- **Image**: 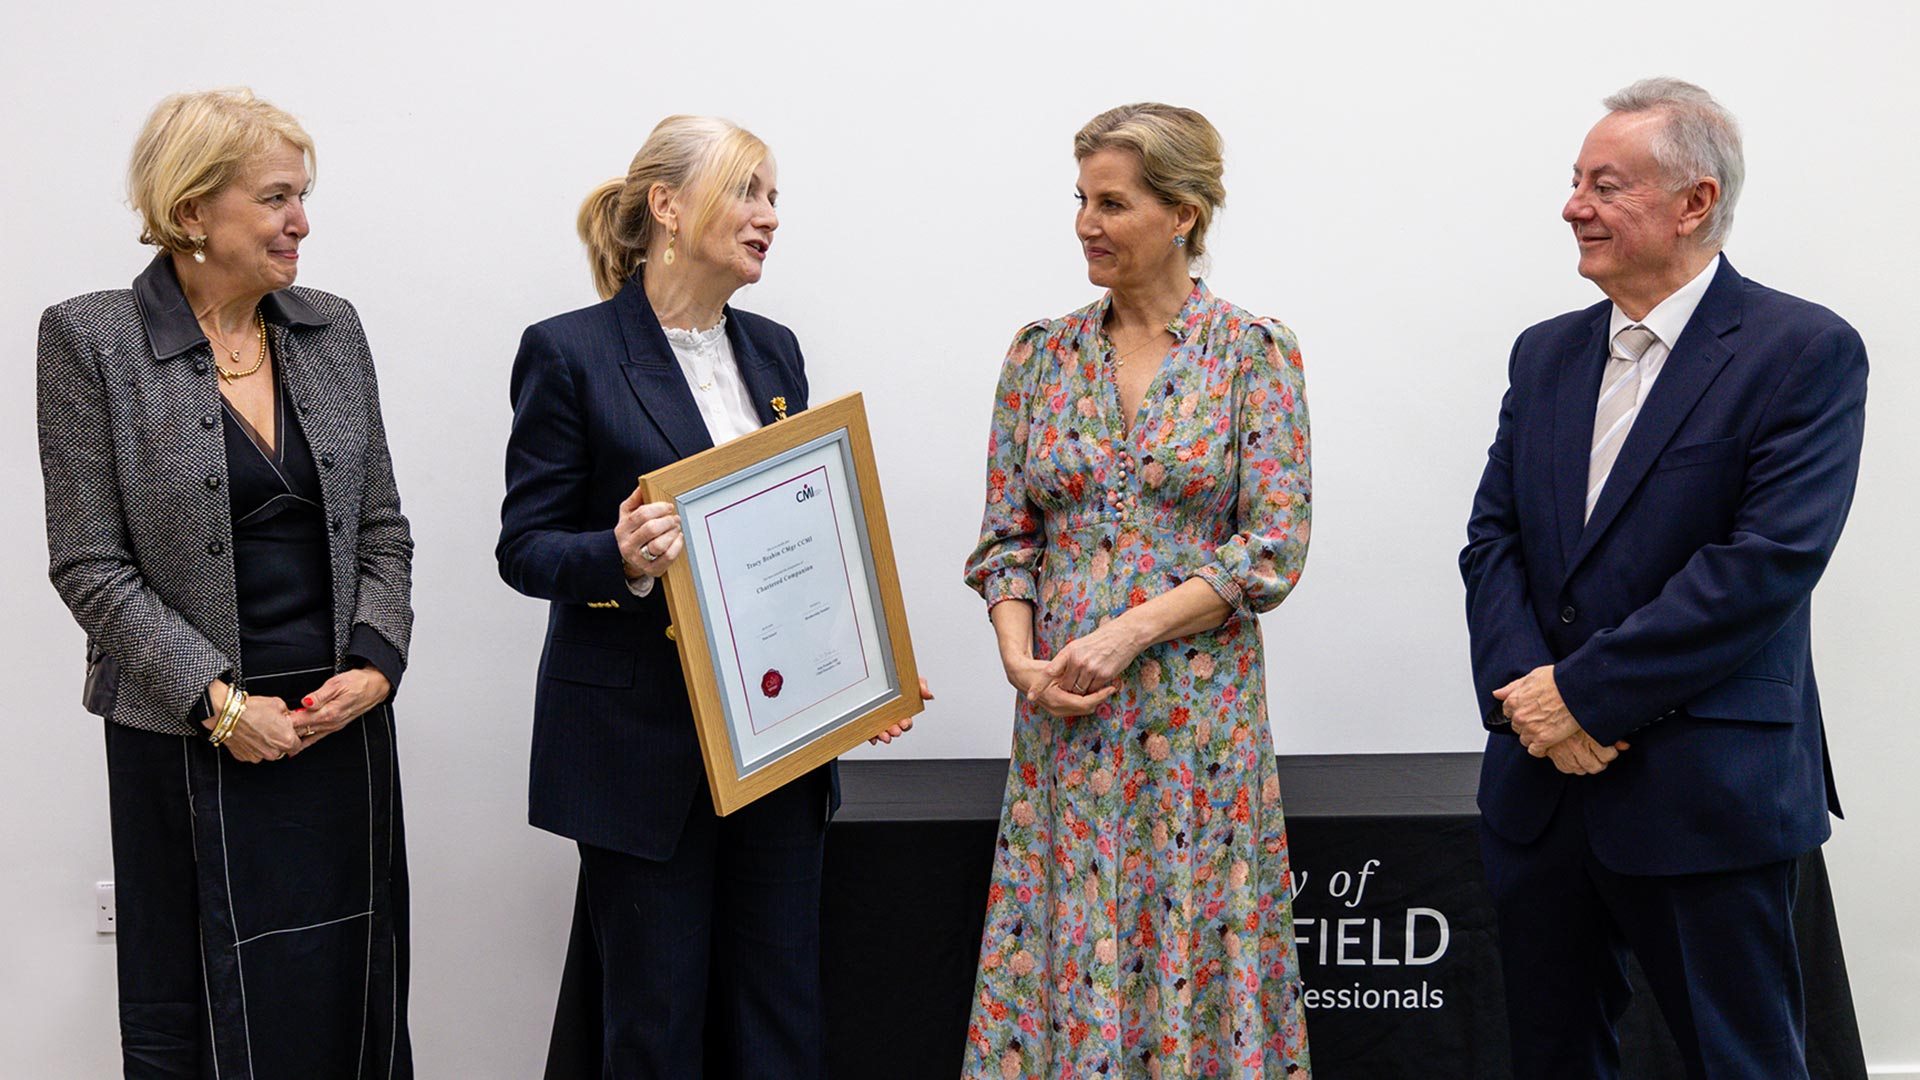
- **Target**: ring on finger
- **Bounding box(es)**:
[641,544,658,561]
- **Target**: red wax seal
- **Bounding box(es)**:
[761,669,784,698]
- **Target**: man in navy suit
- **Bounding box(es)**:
[1461,78,1867,1079]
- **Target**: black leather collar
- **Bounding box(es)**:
[132,252,331,361]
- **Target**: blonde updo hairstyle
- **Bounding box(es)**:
[578,116,771,300]
[128,88,315,253]
[1073,103,1225,260]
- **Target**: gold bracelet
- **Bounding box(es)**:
[215,690,246,744]
[209,690,236,745]
[221,689,248,742]
[210,687,247,746]
[206,687,231,742]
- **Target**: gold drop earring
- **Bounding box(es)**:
[190,235,208,264]
[662,225,677,267]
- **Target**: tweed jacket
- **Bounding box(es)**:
[38,255,414,736]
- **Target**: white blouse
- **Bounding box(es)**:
[664,318,762,446]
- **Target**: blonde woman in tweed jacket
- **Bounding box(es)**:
[36,89,414,1079]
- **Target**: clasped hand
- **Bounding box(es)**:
[1492,665,1630,776]
[296,668,392,750]
[206,666,391,763]
[1006,620,1143,718]
[205,685,298,763]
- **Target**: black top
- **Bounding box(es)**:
[223,371,334,677]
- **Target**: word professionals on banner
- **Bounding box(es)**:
[1290,858,1451,1011]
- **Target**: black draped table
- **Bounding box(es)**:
[546,754,1866,1079]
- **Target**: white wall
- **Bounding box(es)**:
[3,0,1914,1074]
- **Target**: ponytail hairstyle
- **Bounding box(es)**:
[578,115,771,300]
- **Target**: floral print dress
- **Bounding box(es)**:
[962,281,1312,1079]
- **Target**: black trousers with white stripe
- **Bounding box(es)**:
[105,668,411,1080]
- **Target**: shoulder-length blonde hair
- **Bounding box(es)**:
[578,116,770,300]
[128,88,315,253]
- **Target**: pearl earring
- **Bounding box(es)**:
[190,235,208,264]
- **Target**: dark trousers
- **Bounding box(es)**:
[577,766,831,1080]
[107,722,213,1079]
[104,688,412,1080]
[1481,784,1807,1080]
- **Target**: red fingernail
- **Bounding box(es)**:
[302,697,314,707]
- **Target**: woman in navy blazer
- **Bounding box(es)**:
[498,116,912,1079]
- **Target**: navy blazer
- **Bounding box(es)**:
[498,274,813,860]
[1461,258,1867,875]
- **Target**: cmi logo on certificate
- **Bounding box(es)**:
[685,437,892,774]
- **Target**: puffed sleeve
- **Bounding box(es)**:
[962,323,1050,609]
[1192,320,1311,620]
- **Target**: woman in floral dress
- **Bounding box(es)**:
[962,103,1313,1079]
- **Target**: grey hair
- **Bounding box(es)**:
[1602,77,1744,249]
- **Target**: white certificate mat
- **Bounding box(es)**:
[676,430,897,775]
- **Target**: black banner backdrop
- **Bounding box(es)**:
[1284,815,1508,1078]
[544,756,1866,1080]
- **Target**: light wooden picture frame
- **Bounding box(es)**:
[640,393,922,815]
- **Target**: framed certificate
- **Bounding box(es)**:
[640,393,922,815]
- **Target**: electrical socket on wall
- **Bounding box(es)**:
[96,881,115,934]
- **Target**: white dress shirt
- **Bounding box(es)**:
[1603,254,1721,413]
[1586,254,1722,518]
[628,317,764,598]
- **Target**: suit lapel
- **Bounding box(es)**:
[724,306,794,424]
[612,276,714,459]
[1552,308,1612,567]
[1566,258,1743,577]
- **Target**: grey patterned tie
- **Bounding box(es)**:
[1586,324,1660,520]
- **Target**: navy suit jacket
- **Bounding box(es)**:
[1461,257,1867,876]
[498,274,817,860]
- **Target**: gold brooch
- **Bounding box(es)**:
[770,396,788,421]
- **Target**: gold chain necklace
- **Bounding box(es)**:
[210,309,269,382]
[1107,318,1184,371]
